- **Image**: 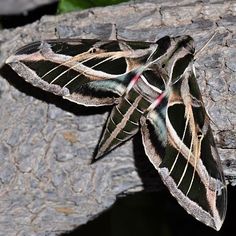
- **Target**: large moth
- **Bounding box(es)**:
[6,34,227,230]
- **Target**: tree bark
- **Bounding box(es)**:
[0,0,235,235]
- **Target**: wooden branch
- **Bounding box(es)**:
[0,0,235,235]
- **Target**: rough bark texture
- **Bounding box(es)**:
[0,0,235,235]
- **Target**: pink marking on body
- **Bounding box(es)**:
[148,92,166,111]
[127,73,141,92]
[155,92,166,106]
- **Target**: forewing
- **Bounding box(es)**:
[6,39,155,106]
[141,67,227,230]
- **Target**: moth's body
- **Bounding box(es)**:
[97,35,192,158]
[6,34,227,231]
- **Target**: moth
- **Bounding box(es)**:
[6,34,227,230]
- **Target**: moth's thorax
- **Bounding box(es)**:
[134,74,162,102]
[151,35,195,85]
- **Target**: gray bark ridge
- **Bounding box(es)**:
[0,0,235,235]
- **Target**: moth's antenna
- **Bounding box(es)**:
[195,31,217,59]
[109,24,118,40]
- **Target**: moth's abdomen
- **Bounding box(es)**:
[94,82,154,159]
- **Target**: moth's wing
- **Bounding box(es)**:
[141,69,227,230]
[140,98,168,167]
[6,39,154,106]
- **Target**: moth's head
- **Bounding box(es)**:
[173,35,195,54]
[155,35,194,56]
[154,35,195,85]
